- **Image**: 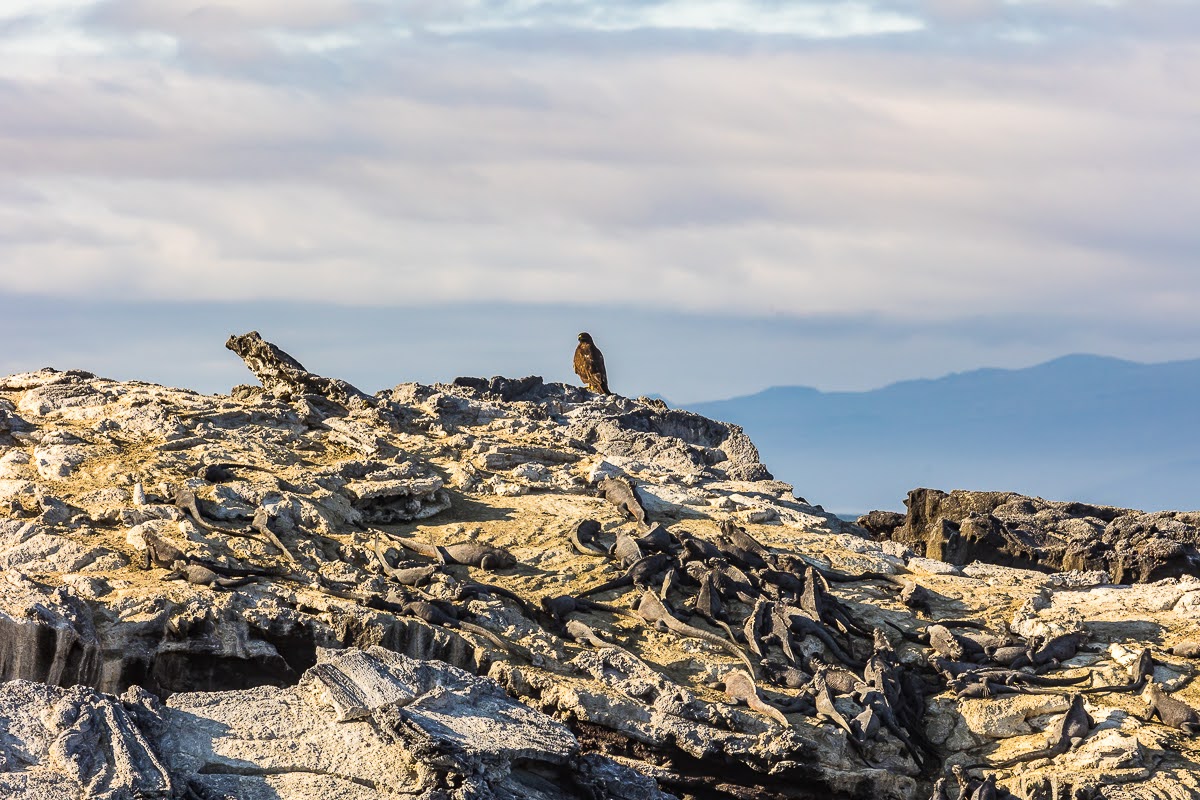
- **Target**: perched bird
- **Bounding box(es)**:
[573,332,610,394]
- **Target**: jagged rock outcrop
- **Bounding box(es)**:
[1,338,1199,800]
[864,488,1200,583]
[0,647,664,800]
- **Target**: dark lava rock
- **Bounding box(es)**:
[872,487,1200,584]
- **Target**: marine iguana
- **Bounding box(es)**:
[578,553,671,599]
[1028,630,1091,669]
[372,536,438,586]
[759,659,811,690]
[657,565,684,601]
[565,619,621,649]
[384,533,516,570]
[765,602,802,666]
[569,519,607,557]
[634,523,674,554]
[692,571,724,624]
[163,561,255,589]
[990,693,1093,767]
[929,658,1091,688]
[800,566,871,638]
[951,766,980,800]
[711,519,768,570]
[250,506,298,563]
[172,486,273,548]
[781,604,862,668]
[597,476,647,527]
[806,656,862,696]
[196,462,278,483]
[540,594,640,625]
[856,686,926,765]
[1080,647,1154,695]
[900,580,933,613]
[610,532,643,566]
[137,529,281,580]
[674,530,723,563]
[968,775,998,800]
[851,703,880,744]
[705,562,759,604]
[721,668,789,727]
[1141,679,1200,733]
[809,670,859,745]
[635,590,757,676]
[927,624,966,661]
[757,568,806,600]
[861,630,932,767]
[949,678,1068,699]
[985,644,1033,667]
[717,519,774,564]
[445,576,536,620]
[1171,641,1200,658]
[395,599,525,658]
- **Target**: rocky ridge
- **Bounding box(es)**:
[0,333,1197,799]
[861,488,1200,584]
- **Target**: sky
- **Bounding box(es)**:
[1,1,1199,403]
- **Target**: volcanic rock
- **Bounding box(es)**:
[0,337,1197,799]
[870,488,1200,583]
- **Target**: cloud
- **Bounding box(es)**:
[0,0,1196,345]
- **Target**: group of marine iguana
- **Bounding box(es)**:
[134,461,1200,799]
[549,475,1200,799]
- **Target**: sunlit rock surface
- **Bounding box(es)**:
[0,337,1197,799]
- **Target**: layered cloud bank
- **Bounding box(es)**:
[1,0,1197,327]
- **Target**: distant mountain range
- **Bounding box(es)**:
[687,354,1200,515]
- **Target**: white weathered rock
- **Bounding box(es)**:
[0,346,1194,800]
[32,444,87,481]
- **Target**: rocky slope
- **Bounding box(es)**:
[0,333,1198,800]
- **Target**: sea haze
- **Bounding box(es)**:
[689,355,1200,516]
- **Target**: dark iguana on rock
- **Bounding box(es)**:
[1027,630,1091,669]
[569,519,607,557]
[1141,679,1200,733]
[635,590,756,676]
[1080,647,1154,695]
[578,553,671,599]
[634,523,674,554]
[540,594,640,626]
[138,530,281,586]
[808,670,860,747]
[800,565,870,638]
[384,533,516,571]
[991,693,1093,767]
[610,532,643,566]
[565,619,618,649]
[173,487,295,563]
[372,536,437,586]
[597,476,647,527]
[163,561,254,590]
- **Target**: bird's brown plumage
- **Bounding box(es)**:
[573,332,610,394]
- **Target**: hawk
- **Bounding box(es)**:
[573,332,610,394]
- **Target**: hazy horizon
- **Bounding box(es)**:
[6,293,1200,406]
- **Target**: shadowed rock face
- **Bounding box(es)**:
[864,488,1200,583]
[5,338,1200,800]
